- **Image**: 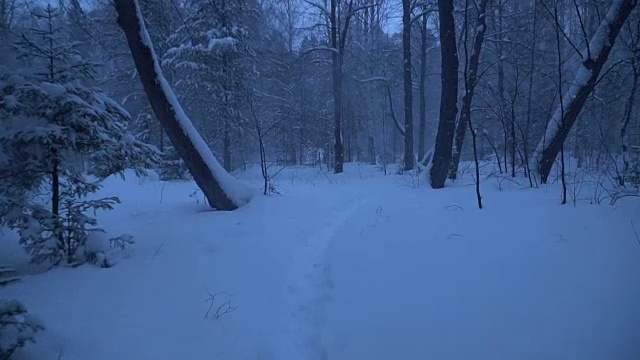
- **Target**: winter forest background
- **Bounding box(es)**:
[1,0,639,359]
[3,0,639,186]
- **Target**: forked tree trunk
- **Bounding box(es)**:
[429,0,459,188]
[114,0,250,210]
[533,0,637,183]
[402,0,414,171]
[449,0,489,179]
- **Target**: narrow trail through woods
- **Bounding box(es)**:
[274,196,365,360]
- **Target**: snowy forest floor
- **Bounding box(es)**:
[1,163,640,360]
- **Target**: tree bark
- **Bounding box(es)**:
[114,0,248,210]
[449,0,489,179]
[402,0,414,170]
[534,0,637,183]
[429,0,459,188]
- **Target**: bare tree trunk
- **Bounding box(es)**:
[553,1,568,205]
[620,62,638,185]
[469,104,483,209]
[496,3,508,174]
[402,0,414,170]
[368,135,376,165]
[418,9,428,162]
[509,68,520,178]
[331,0,344,173]
[429,0,459,188]
[534,0,637,183]
[114,0,249,210]
[523,0,538,185]
[485,132,503,173]
[449,0,489,180]
[223,121,231,172]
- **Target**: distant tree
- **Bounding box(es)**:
[304,0,377,173]
[402,0,414,170]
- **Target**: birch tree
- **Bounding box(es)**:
[532,0,638,183]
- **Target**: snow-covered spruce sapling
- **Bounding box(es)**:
[0,5,159,266]
[0,299,44,360]
[159,146,190,180]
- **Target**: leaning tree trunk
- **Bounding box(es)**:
[402,0,414,171]
[449,0,489,180]
[114,0,250,210]
[533,0,637,183]
[429,0,459,188]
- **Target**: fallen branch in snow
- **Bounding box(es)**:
[204,291,237,320]
[631,221,640,247]
[554,234,568,244]
[443,204,464,211]
[213,300,237,320]
[151,241,165,260]
[159,182,166,204]
[360,205,387,236]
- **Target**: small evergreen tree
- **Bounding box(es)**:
[0,5,159,266]
[0,299,44,359]
[158,146,190,180]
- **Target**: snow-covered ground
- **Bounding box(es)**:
[1,163,639,360]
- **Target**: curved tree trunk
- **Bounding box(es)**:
[114,0,251,210]
[429,0,459,188]
[533,0,637,183]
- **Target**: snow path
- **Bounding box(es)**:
[274,196,364,360]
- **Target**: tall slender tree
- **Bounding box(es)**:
[449,0,490,179]
[402,0,413,170]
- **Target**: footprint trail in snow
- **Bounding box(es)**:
[273,198,364,360]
